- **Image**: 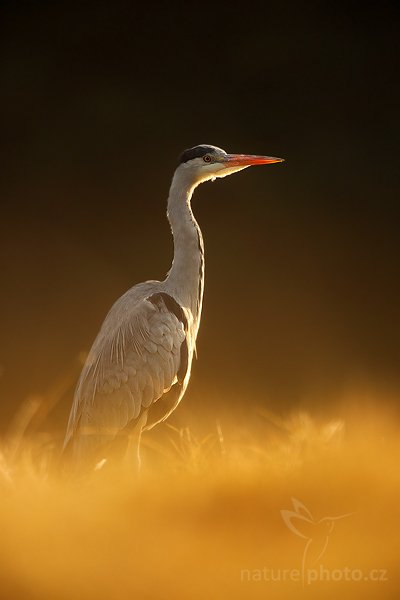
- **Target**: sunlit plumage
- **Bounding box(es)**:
[63,144,283,469]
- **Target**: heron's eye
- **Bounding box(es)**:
[203,155,212,163]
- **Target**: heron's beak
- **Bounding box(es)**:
[224,154,284,166]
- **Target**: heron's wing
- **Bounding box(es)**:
[64,291,188,452]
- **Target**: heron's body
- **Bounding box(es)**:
[64,144,283,469]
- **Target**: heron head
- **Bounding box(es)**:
[178,144,284,185]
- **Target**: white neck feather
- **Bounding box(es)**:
[164,168,205,328]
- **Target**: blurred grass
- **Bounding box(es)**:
[0,386,399,599]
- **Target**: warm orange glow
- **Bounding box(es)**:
[0,390,399,599]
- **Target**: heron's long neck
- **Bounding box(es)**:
[165,170,204,325]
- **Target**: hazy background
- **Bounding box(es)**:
[0,1,399,430]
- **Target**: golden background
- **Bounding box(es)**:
[0,2,399,598]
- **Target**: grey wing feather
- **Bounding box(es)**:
[64,285,187,452]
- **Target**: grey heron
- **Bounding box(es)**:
[63,144,284,470]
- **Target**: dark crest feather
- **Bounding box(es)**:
[179,145,215,164]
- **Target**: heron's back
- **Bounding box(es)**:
[64,281,193,466]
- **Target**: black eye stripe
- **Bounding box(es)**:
[179,146,216,164]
